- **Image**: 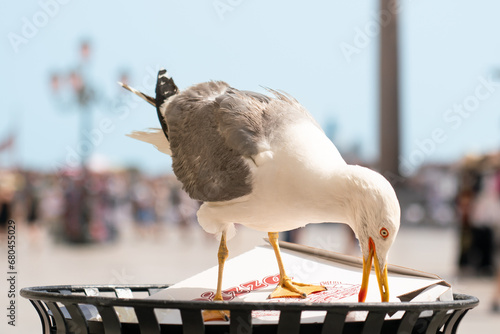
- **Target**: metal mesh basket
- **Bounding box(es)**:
[21,284,478,334]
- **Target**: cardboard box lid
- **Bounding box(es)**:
[148,241,452,324]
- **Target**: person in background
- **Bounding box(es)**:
[470,160,498,277]
[131,176,157,238]
[456,155,482,274]
[24,171,42,244]
[489,156,500,312]
[0,172,16,236]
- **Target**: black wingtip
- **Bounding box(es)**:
[154,69,178,141]
[156,69,178,106]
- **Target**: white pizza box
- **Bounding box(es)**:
[147,241,452,325]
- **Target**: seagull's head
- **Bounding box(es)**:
[344,166,400,303]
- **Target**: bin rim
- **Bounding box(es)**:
[20,284,479,313]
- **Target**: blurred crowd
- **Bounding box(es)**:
[3,152,500,310]
[0,168,201,244]
[394,155,500,272]
[453,153,500,311]
[455,153,500,276]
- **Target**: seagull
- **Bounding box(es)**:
[120,69,400,321]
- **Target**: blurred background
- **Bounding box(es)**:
[1,0,500,332]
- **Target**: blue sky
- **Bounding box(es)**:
[1,0,500,175]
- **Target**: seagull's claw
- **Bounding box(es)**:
[268,276,325,299]
[202,309,230,322]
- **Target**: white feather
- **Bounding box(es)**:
[127,128,171,156]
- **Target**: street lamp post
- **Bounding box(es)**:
[50,41,99,243]
[379,0,401,180]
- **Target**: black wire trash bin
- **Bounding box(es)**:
[21,284,478,334]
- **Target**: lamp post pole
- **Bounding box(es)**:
[50,41,96,243]
[379,0,401,179]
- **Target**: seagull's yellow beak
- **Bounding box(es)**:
[358,237,389,302]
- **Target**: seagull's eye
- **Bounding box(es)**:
[380,227,389,238]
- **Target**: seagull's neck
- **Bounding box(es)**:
[271,122,366,229]
[310,164,398,238]
[298,165,363,228]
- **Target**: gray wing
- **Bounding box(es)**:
[214,87,322,156]
[165,82,271,202]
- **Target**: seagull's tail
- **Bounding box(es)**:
[118,82,156,106]
[126,128,172,156]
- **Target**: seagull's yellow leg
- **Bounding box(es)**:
[268,232,326,299]
[202,231,230,322]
